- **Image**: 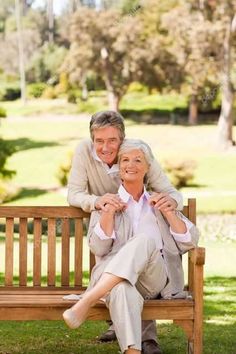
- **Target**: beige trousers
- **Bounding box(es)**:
[104,233,168,353]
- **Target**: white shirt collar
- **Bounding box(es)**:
[118,184,150,203]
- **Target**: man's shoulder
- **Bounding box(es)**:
[75,138,93,154]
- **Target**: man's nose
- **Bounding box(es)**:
[102,141,109,151]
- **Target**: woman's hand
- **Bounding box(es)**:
[149,192,177,213]
[95,193,126,211]
[103,201,127,214]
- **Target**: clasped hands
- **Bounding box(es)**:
[95,192,177,215]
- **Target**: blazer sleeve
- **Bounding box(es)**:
[67,142,98,212]
[172,211,199,254]
[87,211,114,257]
[147,159,183,210]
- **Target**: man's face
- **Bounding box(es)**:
[93,126,122,166]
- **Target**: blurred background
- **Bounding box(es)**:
[0,1,235,353]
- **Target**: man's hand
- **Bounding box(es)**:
[95,193,126,212]
[149,192,177,213]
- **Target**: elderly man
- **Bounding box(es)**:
[67,110,183,354]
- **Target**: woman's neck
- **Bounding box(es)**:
[123,182,144,202]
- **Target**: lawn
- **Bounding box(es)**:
[1,106,236,213]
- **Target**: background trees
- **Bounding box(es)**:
[0,0,235,146]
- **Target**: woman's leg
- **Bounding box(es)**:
[63,273,123,329]
[107,282,143,353]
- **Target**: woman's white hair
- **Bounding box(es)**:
[118,139,154,165]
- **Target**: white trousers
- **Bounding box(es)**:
[104,233,168,353]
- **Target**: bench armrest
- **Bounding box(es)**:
[189,247,205,266]
[188,247,205,297]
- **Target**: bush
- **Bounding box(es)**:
[67,89,81,104]
[0,181,20,204]
[127,82,148,93]
[27,82,47,98]
[0,86,21,101]
[163,159,197,188]
[42,86,57,99]
[54,72,69,96]
[0,107,7,117]
[56,151,73,187]
[0,139,16,179]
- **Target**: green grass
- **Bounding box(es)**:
[1,110,235,213]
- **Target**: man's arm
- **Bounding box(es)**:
[147,158,183,210]
[67,142,98,212]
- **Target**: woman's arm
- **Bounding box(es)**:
[99,204,117,236]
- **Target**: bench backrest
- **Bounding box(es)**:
[0,200,196,290]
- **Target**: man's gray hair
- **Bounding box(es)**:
[118,139,154,165]
[89,111,125,141]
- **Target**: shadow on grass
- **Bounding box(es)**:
[10,187,49,202]
[6,137,59,152]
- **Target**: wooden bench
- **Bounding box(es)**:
[0,199,205,354]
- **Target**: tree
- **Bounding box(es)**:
[210,1,236,147]
[162,1,221,125]
[63,8,145,110]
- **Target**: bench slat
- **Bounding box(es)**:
[33,218,42,286]
[0,206,89,218]
[61,219,70,286]
[74,218,83,287]
[19,218,27,286]
[47,218,56,286]
[5,218,14,286]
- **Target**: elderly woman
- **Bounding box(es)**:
[63,139,199,354]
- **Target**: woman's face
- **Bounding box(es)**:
[119,149,149,184]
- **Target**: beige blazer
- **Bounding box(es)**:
[87,209,199,298]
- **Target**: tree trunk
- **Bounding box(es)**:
[47,0,54,43]
[100,47,121,111]
[217,19,234,148]
[15,0,26,104]
[108,91,120,111]
[188,94,198,125]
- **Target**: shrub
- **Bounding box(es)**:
[67,89,81,104]
[27,83,47,98]
[42,86,57,99]
[56,151,73,187]
[0,107,7,117]
[54,72,69,96]
[0,139,16,179]
[0,181,20,204]
[163,159,197,188]
[0,86,21,101]
[127,82,148,93]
